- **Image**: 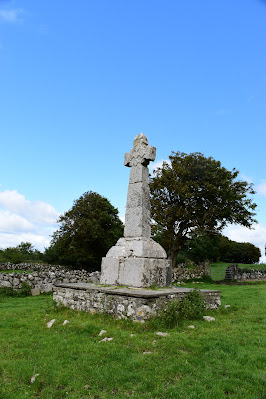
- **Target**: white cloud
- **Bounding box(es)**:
[256,182,266,197]
[0,190,59,224]
[223,224,266,263]
[240,174,254,184]
[0,232,51,251]
[148,159,170,176]
[0,8,25,23]
[0,189,59,251]
[0,211,33,233]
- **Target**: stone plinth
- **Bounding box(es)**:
[53,283,221,321]
[101,237,171,288]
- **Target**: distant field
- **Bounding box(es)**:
[210,262,266,281]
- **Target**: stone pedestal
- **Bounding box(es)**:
[100,237,172,288]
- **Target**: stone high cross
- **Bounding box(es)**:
[100,133,171,288]
[124,133,156,238]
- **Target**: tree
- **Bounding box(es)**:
[182,233,261,264]
[221,241,261,264]
[150,152,257,266]
[0,242,43,264]
[44,191,124,270]
[185,232,222,263]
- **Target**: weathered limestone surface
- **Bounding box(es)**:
[100,133,171,288]
[53,283,221,321]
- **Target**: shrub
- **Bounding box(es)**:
[20,282,32,296]
[0,282,32,297]
[160,289,206,328]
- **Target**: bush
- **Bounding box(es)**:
[160,289,206,328]
[0,282,32,297]
[20,282,32,296]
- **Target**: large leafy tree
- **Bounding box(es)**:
[150,152,257,266]
[45,191,124,270]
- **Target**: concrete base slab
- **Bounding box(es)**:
[53,283,221,321]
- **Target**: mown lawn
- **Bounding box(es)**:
[0,283,265,399]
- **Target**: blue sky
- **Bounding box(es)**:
[0,0,266,261]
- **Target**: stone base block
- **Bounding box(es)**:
[100,257,172,288]
[53,283,221,321]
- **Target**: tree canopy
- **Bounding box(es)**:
[0,242,43,264]
[150,152,257,266]
[44,191,124,270]
[178,233,261,264]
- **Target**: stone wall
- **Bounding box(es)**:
[225,264,266,281]
[53,283,221,321]
[172,262,210,281]
[0,263,100,292]
[0,261,212,293]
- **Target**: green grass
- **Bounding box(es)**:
[210,262,266,281]
[0,283,266,399]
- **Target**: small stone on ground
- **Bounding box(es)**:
[63,320,69,326]
[143,351,152,355]
[98,329,107,336]
[224,305,231,308]
[203,316,215,322]
[46,319,56,328]
[99,337,113,342]
[31,288,40,296]
[187,325,195,329]
[156,332,169,337]
[30,374,39,383]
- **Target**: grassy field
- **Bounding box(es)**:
[0,283,266,399]
[210,262,266,281]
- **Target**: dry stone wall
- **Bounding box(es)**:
[0,262,212,293]
[225,264,266,281]
[0,263,100,293]
[172,262,210,281]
